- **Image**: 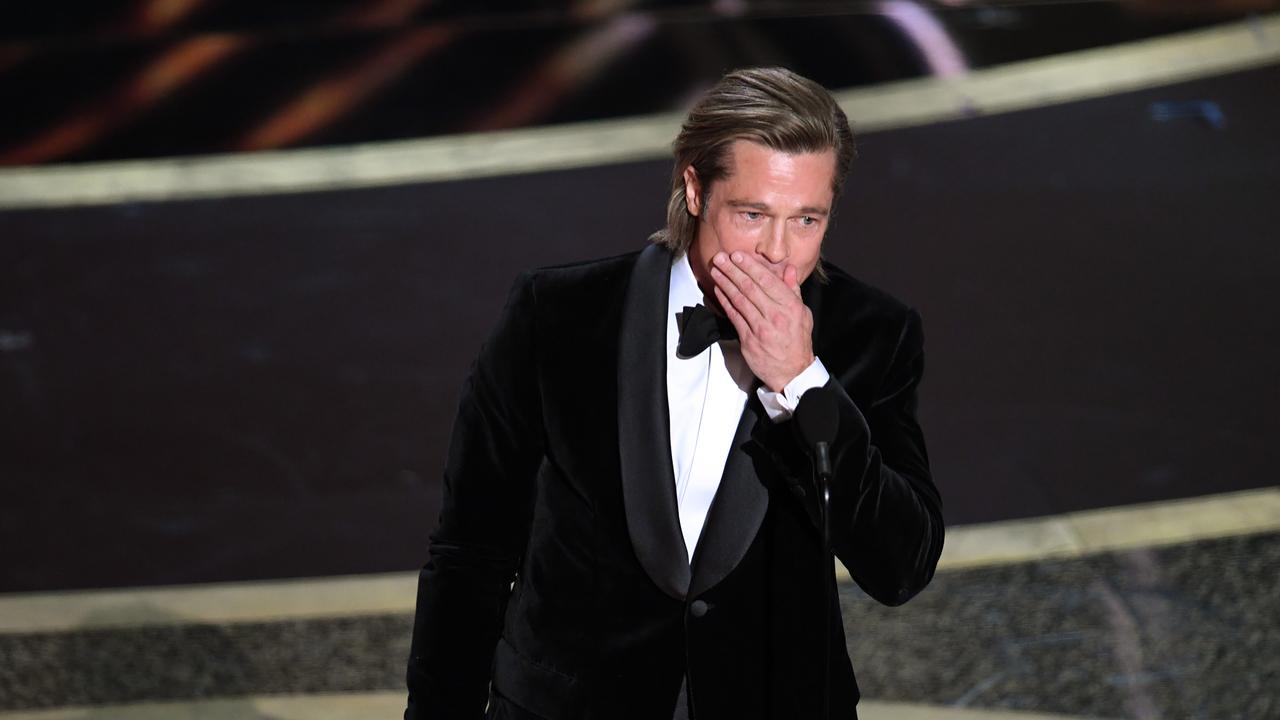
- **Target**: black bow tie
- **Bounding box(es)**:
[676,304,738,358]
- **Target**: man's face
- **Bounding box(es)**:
[684,139,837,298]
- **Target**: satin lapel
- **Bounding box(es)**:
[618,243,690,600]
[688,392,770,598]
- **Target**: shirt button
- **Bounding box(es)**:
[690,599,709,618]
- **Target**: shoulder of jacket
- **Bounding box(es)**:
[522,248,642,301]
[816,259,914,323]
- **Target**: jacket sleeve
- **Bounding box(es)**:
[405,272,544,719]
[827,306,944,606]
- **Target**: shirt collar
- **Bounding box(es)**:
[669,251,705,311]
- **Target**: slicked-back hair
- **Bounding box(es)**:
[649,67,856,282]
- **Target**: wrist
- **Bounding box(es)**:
[757,357,830,423]
[767,354,815,393]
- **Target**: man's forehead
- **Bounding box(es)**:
[711,140,837,210]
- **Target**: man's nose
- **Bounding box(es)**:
[757,222,789,264]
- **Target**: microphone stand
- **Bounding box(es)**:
[814,440,834,720]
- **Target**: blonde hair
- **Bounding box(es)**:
[649,67,856,282]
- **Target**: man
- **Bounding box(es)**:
[405,67,944,720]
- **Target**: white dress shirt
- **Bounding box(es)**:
[665,253,830,562]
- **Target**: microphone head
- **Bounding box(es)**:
[795,385,839,447]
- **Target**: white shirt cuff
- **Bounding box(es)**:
[756,358,831,423]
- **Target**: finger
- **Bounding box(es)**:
[714,253,774,318]
[731,252,792,306]
[783,264,801,298]
[711,264,765,332]
[713,284,752,340]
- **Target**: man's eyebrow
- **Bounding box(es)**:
[726,199,829,215]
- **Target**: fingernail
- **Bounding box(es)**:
[714,253,727,265]
[731,252,744,263]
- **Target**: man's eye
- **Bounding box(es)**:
[743,211,762,221]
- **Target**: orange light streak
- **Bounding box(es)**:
[234,26,454,151]
[0,34,246,165]
[131,0,210,34]
[472,13,655,132]
[0,0,439,165]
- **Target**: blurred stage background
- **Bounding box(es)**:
[1,1,1278,718]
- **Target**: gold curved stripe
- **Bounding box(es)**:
[0,13,1276,208]
[0,486,1274,633]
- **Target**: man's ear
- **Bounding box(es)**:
[682,165,702,216]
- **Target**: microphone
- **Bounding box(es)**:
[795,385,839,478]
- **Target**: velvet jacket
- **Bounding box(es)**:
[405,243,944,720]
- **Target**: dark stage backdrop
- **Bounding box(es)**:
[2,64,1277,592]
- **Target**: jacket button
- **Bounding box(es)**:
[690,600,709,618]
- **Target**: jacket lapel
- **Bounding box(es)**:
[618,243,691,600]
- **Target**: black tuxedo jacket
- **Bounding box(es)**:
[405,243,944,720]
